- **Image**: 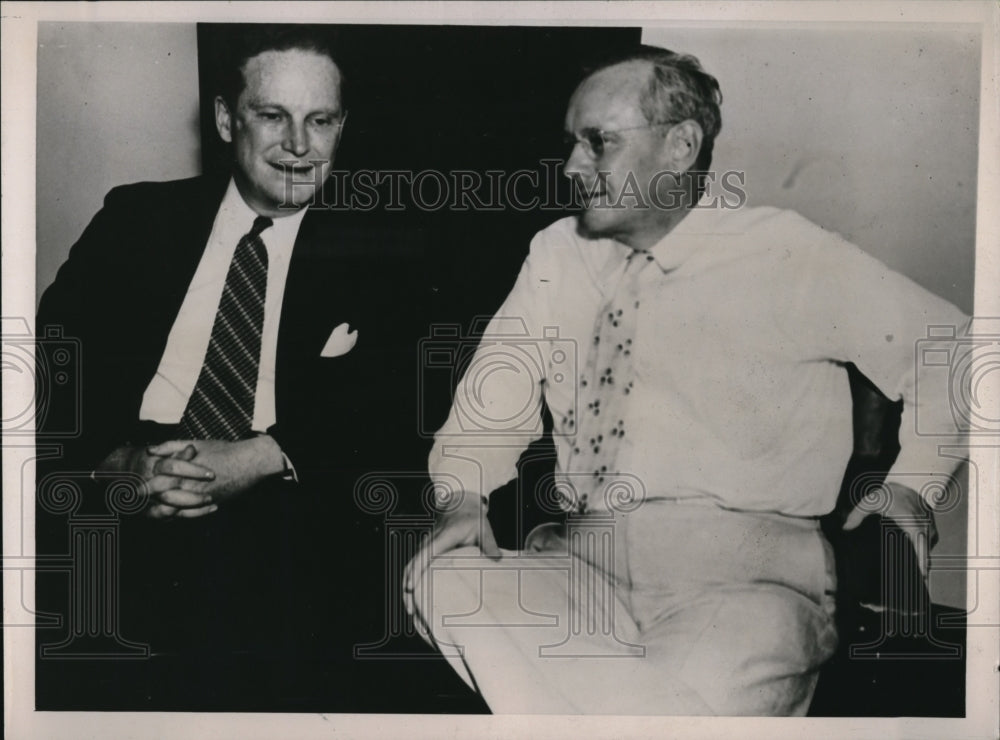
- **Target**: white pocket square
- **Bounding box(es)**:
[320,322,358,358]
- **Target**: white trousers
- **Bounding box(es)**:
[411,501,838,715]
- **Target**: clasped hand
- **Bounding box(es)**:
[97,436,284,519]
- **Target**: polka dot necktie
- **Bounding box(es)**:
[561,249,655,513]
[178,216,272,441]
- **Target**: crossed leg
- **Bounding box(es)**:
[412,546,836,715]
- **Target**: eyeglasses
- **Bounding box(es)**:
[563,122,678,159]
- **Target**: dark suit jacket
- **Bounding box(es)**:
[36,174,439,660]
[37,174,435,484]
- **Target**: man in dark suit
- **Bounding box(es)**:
[35,27,435,710]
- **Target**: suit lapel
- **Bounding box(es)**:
[140,176,231,387]
[278,208,349,364]
[170,176,230,299]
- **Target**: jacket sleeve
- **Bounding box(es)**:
[36,185,156,472]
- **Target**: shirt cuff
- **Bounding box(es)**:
[279,450,298,483]
[254,430,297,483]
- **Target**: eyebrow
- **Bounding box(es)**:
[247,101,343,117]
[565,127,608,139]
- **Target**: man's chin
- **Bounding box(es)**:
[575,209,617,240]
[276,184,321,212]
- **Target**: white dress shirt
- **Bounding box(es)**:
[429,206,969,516]
[139,179,308,431]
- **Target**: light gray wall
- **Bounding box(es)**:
[642,25,978,609]
[642,25,978,315]
[36,22,201,298]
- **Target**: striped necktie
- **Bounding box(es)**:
[178,215,272,441]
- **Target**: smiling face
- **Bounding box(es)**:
[215,48,345,217]
[564,61,689,249]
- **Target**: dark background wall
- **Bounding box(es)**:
[197,24,639,325]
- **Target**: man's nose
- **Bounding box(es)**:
[563,142,594,180]
[282,120,310,157]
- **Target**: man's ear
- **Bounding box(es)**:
[214,96,234,144]
[663,120,704,173]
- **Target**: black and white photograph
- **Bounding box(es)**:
[3,2,998,738]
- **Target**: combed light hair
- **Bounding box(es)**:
[218,25,346,112]
[585,45,723,171]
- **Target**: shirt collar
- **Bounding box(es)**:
[217,178,309,254]
[644,200,719,273]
